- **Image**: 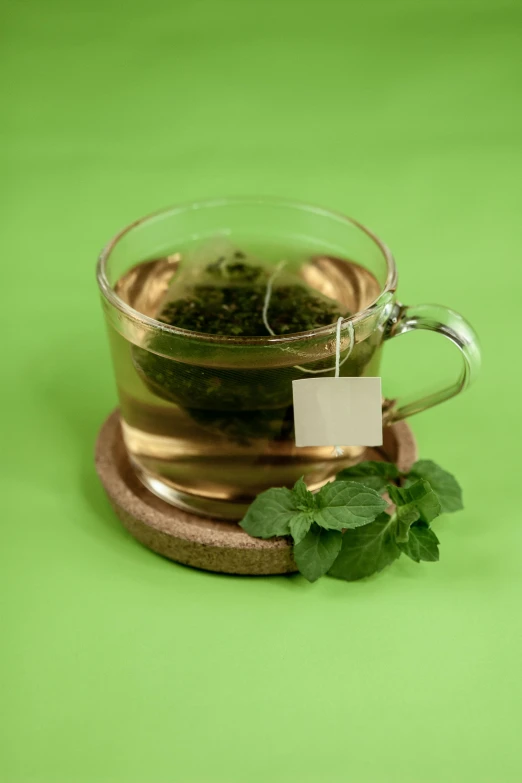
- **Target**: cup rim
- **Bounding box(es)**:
[96,196,398,346]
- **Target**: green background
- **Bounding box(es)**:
[2,1,521,781]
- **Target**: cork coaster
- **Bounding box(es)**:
[95,410,418,575]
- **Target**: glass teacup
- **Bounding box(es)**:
[97,198,480,518]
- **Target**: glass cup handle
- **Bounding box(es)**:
[382,302,481,423]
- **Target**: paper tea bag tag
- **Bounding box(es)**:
[292,377,383,447]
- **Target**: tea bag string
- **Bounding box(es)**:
[263,263,355,457]
[262,262,355,375]
[331,315,354,457]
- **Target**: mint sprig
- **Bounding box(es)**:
[329,476,443,581]
[338,459,462,514]
[241,479,387,545]
[240,459,463,584]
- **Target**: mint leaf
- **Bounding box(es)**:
[387,483,403,506]
[395,505,421,542]
[293,476,316,511]
[293,524,342,582]
[410,481,442,524]
[240,487,297,538]
[314,481,387,531]
[289,512,314,545]
[398,526,440,563]
[408,460,463,513]
[388,479,441,524]
[328,512,400,581]
[336,461,399,493]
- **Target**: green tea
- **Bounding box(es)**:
[110,244,382,518]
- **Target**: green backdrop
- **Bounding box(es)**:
[2,1,521,781]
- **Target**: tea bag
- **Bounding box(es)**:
[153,237,346,337]
[131,238,377,445]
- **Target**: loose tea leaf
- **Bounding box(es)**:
[183,405,294,445]
[157,257,343,337]
[159,280,343,336]
[133,252,353,444]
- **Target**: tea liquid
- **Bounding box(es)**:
[109,245,383,518]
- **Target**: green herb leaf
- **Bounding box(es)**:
[388,479,441,525]
[240,457,457,583]
[398,526,440,563]
[395,505,421,543]
[336,461,400,493]
[314,481,387,531]
[408,460,463,513]
[293,524,343,582]
[293,476,316,511]
[289,512,314,545]
[387,483,402,506]
[240,487,297,539]
[411,481,442,524]
[328,512,400,581]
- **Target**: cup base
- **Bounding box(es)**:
[134,464,252,520]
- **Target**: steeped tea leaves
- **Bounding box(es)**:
[132,246,350,442]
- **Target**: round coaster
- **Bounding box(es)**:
[95,410,418,575]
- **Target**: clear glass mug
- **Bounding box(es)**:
[97,198,480,519]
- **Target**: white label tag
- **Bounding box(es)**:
[292,377,383,447]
